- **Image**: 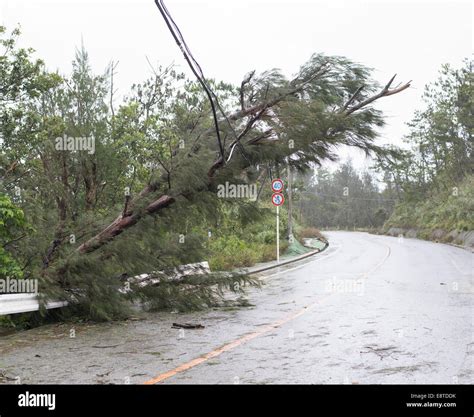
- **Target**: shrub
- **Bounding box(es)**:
[298,227,327,242]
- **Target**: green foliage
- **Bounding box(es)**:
[207,200,289,270]
[386,175,474,231]
[380,59,473,234]
[299,161,394,229]
[1,24,409,324]
[209,236,273,271]
[0,25,58,102]
[135,272,261,312]
[0,193,27,278]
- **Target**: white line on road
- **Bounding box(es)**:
[260,244,343,281]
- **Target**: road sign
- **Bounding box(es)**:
[272,193,285,206]
[271,178,284,193]
[271,180,284,264]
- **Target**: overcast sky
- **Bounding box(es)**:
[1,0,472,170]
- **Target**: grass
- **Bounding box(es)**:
[208,240,288,271]
[385,175,474,232]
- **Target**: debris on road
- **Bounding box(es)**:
[91,344,121,349]
[172,323,205,329]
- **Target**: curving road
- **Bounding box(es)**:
[0,231,472,384]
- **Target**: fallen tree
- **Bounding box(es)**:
[75,59,410,257]
[1,24,411,319]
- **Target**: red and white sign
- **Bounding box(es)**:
[271,193,285,206]
[271,178,284,193]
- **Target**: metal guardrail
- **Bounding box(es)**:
[0,249,327,316]
[123,261,211,290]
[0,262,211,316]
[0,293,68,316]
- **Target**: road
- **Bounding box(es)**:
[0,231,472,384]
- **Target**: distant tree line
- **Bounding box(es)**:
[377,59,473,232]
[295,161,395,229]
[296,59,473,233]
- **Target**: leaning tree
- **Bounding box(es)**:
[1,24,410,318]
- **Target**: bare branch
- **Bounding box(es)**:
[342,85,364,111]
[344,75,411,115]
[230,64,330,122]
[73,68,410,258]
[240,70,255,110]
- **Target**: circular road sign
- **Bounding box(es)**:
[272,193,285,206]
[271,178,284,193]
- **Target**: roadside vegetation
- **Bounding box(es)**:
[1,21,469,328]
[385,175,473,234]
[297,161,396,230]
[1,23,410,323]
[295,60,472,246]
[378,60,473,242]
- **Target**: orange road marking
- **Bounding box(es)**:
[143,239,391,385]
[143,296,330,384]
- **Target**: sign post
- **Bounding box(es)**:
[277,205,279,263]
[271,179,285,263]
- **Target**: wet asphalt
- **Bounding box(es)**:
[0,231,472,384]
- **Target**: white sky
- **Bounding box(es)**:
[1,0,472,171]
